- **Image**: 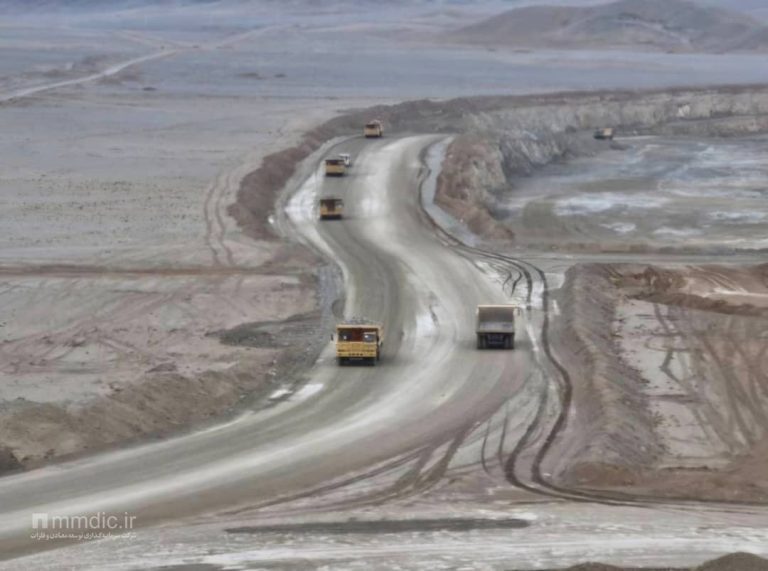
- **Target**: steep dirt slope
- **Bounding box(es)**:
[549,263,768,502]
[429,86,768,250]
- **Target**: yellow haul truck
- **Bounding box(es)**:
[336,321,383,365]
[476,305,516,350]
[363,120,383,138]
[319,198,344,220]
[325,158,346,176]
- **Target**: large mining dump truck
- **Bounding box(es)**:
[363,120,383,138]
[319,198,344,220]
[336,321,383,365]
[325,158,347,176]
[594,127,615,140]
[476,305,516,349]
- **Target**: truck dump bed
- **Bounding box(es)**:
[476,305,516,332]
[363,120,383,138]
[476,305,516,349]
[325,158,346,176]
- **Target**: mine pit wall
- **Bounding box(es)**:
[430,86,768,236]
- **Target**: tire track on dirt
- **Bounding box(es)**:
[652,302,727,449]
[203,169,237,267]
[686,310,768,446]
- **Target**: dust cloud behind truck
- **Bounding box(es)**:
[476,305,516,349]
[363,120,383,138]
[336,321,383,365]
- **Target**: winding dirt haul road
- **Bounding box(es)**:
[0,135,766,568]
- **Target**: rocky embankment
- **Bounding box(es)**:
[546,263,665,488]
[432,86,768,246]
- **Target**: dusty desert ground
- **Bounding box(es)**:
[1,0,768,569]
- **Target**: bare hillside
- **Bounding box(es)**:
[449,0,768,52]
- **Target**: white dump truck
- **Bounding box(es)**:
[476,305,516,350]
[364,120,383,138]
[594,127,615,140]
